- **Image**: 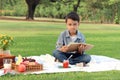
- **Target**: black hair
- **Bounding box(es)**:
[65,12,80,23]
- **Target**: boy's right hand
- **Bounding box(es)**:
[59,46,68,52]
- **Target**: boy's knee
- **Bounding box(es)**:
[85,55,91,63]
[53,50,60,57]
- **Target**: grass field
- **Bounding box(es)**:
[0,20,120,80]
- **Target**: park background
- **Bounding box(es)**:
[0,0,120,80]
[0,0,120,24]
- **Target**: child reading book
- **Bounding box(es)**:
[53,12,91,65]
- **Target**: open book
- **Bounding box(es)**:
[67,43,94,52]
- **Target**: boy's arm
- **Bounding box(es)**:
[77,31,86,54]
[55,32,69,52]
[59,46,68,52]
[56,32,64,50]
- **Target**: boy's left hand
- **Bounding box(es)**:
[77,44,86,54]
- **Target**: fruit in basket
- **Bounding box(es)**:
[16,55,23,65]
[22,57,36,62]
[28,62,36,65]
[21,61,29,65]
[17,64,26,72]
[21,57,37,65]
[22,61,38,65]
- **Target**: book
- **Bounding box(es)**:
[67,43,94,52]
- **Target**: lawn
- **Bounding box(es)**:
[0,20,120,80]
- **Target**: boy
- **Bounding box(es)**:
[53,12,91,65]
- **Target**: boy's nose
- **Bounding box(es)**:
[71,25,75,28]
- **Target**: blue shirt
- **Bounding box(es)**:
[56,30,85,50]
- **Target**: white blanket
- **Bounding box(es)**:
[0,54,120,76]
[28,54,120,74]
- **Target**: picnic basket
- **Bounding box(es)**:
[12,63,43,71]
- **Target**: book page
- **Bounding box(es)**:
[67,43,94,52]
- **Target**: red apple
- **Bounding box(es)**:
[17,64,26,72]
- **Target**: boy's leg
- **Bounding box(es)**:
[53,50,68,62]
[71,53,91,64]
[53,50,74,64]
[53,50,90,64]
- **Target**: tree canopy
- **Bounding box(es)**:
[0,0,120,24]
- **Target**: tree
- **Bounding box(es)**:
[25,0,56,20]
[0,0,17,15]
[0,0,3,15]
[108,0,120,24]
[61,0,81,12]
[25,0,82,20]
[25,0,40,20]
[73,0,81,12]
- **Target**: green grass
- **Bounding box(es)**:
[0,20,120,80]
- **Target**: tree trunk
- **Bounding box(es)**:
[50,0,56,2]
[25,0,40,20]
[73,0,81,12]
[0,0,3,15]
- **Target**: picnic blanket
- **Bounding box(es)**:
[0,54,120,76]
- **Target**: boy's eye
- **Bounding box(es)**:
[68,23,77,26]
[73,23,77,26]
[68,24,72,26]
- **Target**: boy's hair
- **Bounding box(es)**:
[65,12,80,23]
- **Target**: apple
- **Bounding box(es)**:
[17,64,26,72]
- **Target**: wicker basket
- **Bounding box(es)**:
[12,63,43,71]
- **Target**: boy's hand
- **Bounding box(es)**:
[77,44,86,54]
[59,46,68,52]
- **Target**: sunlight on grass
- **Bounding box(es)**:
[0,20,120,80]
[0,20,120,58]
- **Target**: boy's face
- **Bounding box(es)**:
[66,19,79,35]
